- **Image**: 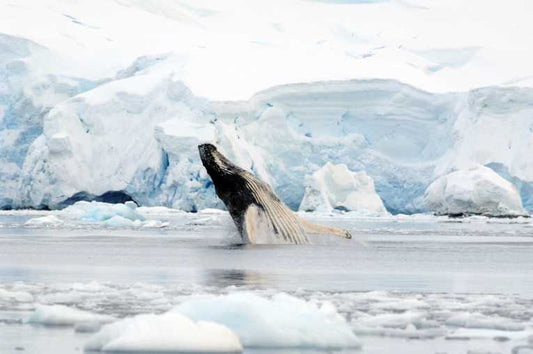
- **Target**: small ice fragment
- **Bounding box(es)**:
[25,215,63,226]
[0,288,34,303]
[142,220,169,228]
[445,312,525,331]
[28,305,114,326]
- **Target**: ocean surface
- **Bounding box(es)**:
[1,210,532,354]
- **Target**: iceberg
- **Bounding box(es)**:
[85,312,243,353]
[424,166,527,217]
[299,162,387,214]
[173,292,361,348]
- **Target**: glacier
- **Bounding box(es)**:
[4,58,532,215]
[0,34,99,209]
[1,0,533,215]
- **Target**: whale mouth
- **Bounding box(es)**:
[198,143,216,158]
[198,143,217,167]
[198,143,237,176]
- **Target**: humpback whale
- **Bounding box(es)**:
[198,143,352,244]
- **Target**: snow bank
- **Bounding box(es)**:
[424,166,527,217]
[28,304,114,326]
[173,292,360,349]
[61,201,145,222]
[299,162,387,214]
[85,312,243,353]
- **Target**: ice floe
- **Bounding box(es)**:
[0,288,34,303]
[28,304,114,326]
[85,312,243,353]
[1,281,533,351]
[446,312,526,331]
[24,215,63,226]
[173,292,361,348]
[62,201,145,222]
[22,201,172,228]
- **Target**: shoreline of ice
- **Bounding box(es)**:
[1,202,530,230]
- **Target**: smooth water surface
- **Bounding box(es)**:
[1,211,533,354]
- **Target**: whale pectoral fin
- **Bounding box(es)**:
[299,218,352,239]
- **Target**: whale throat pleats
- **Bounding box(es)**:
[242,172,309,245]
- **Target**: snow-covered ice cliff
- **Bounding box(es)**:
[9,69,533,215]
[1,0,533,215]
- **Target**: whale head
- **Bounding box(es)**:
[198,143,242,179]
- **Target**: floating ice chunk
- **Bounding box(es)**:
[24,215,63,226]
[173,292,361,348]
[198,208,227,214]
[103,215,138,227]
[141,220,169,228]
[446,328,532,341]
[356,311,426,329]
[0,288,34,303]
[70,281,108,292]
[445,312,525,331]
[62,201,145,222]
[299,163,388,214]
[84,312,243,353]
[352,323,445,339]
[371,298,430,312]
[28,304,114,326]
[137,206,187,215]
[425,166,527,217]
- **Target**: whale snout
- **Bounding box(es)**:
[198,143,238,177]
[198,143,216,154]
[198,143,217,162]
